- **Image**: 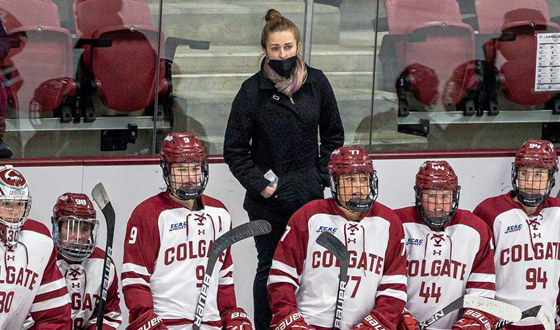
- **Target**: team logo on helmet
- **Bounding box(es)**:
[0,169,27,188]
[0,166,31,248]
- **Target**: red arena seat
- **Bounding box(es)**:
[74,0,167,114]
[476,0,560,110]
[384,0,480,116]
[0,0,75,117]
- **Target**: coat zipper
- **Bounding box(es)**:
[289,97,295,104]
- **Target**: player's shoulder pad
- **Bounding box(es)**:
[474,193,517,221]
[370,201,401,223]
[452,209,491,232]
[299,198,333,217]
[288,199,330,226]
[201,194,228,211]
[88,247,108,260]
[22,219,53,238]
[129,192,171,221]
[475,193,509,212]
[393,206,417,224]
[132,192,166,210]
[545,195,560,208]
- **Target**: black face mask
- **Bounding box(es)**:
[268,56,297,78]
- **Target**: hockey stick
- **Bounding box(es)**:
[91,183,116,330]
[419,296,522,329]
[316,232,349,330]
[495,305,554,330]
[193,220,272,330]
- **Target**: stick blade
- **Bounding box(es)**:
[91,183,110,210]
[316,232,349,263]
[91,182,116,231]
[463,296,522,322]
[211,220,272,256]
[535,306,555,330]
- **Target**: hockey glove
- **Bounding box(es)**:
[397,310,419,330]
[272,309,315,330]
[352,313,393,330]
[222,307,253,330]
[452,308,499,330]
[126,311,168,330]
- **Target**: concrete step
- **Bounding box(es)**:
[153,1,340,46]
[172,45,374,74]
[171,88,424,154]
[173,71,374,92]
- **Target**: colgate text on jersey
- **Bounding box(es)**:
[406,259,467,280]
[163,240,225,265]
[311,250,384,274]
[499,241,560,265]
[0,265,39,290]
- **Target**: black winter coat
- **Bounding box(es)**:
[224,65,344,223]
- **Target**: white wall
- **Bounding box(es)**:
[17,157,560,328]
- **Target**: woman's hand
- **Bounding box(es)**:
[261,185,277,198]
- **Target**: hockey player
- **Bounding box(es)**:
[268,146,407,330]
[122,132,252,330]
[51,193,122,329]
[474,139,560,329]
[0,165,71,328]
[395,161,497,330]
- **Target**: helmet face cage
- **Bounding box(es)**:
[512,164,557,207]
[0,167,31,247]
[328,147,377,213]
[414,161,460,229]
[415,186,461,228]
[511,139,558,207]
[53,216,99,262]
[161,159,209,200]
[330,170,378,213]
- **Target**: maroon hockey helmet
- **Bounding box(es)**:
[414,161,461,228]
[160,132,209,200]
[512,139,558,207]
[514,139,558,170]
[328,146,378,213]
[52,193,99,262]
[0,166,31,248]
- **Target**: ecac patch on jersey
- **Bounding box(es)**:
[316,226,337,234]
[170,221,187,231]
[406,238,424,245]
[505,224,522,234]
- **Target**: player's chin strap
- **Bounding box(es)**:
[175,185,203,200]
[516,190,546,207]
[345,198,373,213]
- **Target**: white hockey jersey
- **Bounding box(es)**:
[0,219,71,329]
[57,248,122,329]
[395,207,496,330]
[122,192,238,329]
[474,191,560,328]
[268,198,407,330]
